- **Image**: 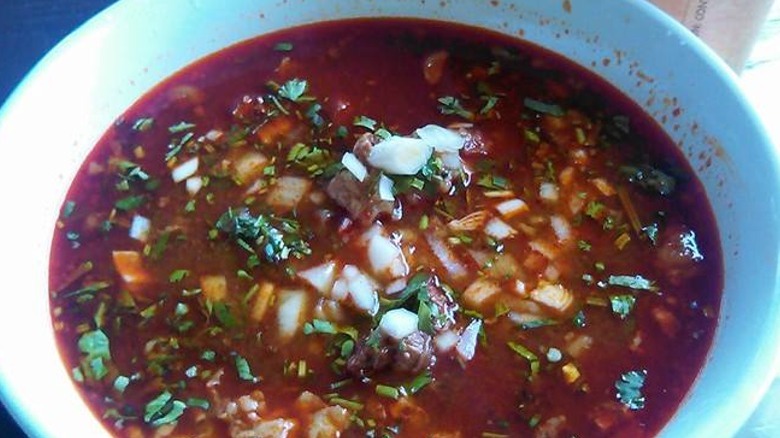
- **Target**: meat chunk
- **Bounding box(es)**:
[326,170,394,224]
[347,330,435,376]
[346,334,395,377]
[394,331,435,373]
[352,132,379,162]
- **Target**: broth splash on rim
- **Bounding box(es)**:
[49,19,722,437]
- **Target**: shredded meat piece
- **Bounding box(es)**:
[326,170,394,224]
[394,331,435,373]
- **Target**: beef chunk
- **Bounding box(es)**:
[394,331,434,373]
[353,132,379,162]
[346,334,394,377]
[347,330,434,377]
[326,170,394,224]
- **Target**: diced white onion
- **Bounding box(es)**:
[539,182,559,202]
[462,277,501,308]
[456,319,483,364]
[529,240,557,259]
[298,262,338,295]
[340,265,379,315]
[377,174,395,201]
[367,233,407,279]
[186,176,203,196]
[484,217,517,240]
[128,215,151,242]
[341,152,368,182]
[367,136,432,175]
[438,151,463,171]
[434,330,460,353]
[424,232,468,280]
[172,157,199,183]
[550,215,572,242]
[494,198,529,218]
[378,308,419,341]
[415,124,466,152]
[277,290,308,342]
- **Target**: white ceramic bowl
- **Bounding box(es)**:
[0,1,778,437]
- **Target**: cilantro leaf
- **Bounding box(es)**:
[437,96,474,120]
[615,370,647,410]
[115,195,145,211]
[169,269,190,283]
[234,354,257,382]
[278,78,308,102]
[353,115,378,131]
[609,294,636,319]
[144,391,187,426]
[215,207,311,264]
[607,275,658,291]
[303,319,338,335]
[523,97,565,116]
[274,42,294,52]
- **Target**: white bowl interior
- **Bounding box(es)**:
[0,1,778,437]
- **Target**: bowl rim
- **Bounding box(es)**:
[0,1,778,437]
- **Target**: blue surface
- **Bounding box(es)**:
[0,2,117,435]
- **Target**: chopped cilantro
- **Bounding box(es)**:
[215,207,311,264]
[113,375,130,393]
[437,96,474,120]
[577,240,592,252]
[573,310,586,328]
[234,354,257,382]
[303,319,338,335]
[62,201,76,218]
[144,391,187,426]
[77,329,111,381]
[168,121,196,134]
[132,117,154,132]
[607,275,658,291]
[278,78,308,102]
[523,97,565,116]
[169,269,190,283]
[585,201,605,219]
[273,42,294,52]
[477,174,509,190]
[353,115,378,131]
[609,294,636,319]
[507,341,540,379]
[115,195,145,211]
[286,143,334,176]
[615,370,647,410]
[201,350,216,362]
[186,398,211,410]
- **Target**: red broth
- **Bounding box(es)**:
[50,19,722,437]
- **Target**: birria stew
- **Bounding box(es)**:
[49,19,722,438]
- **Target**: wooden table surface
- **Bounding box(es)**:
[0,1,778,436]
